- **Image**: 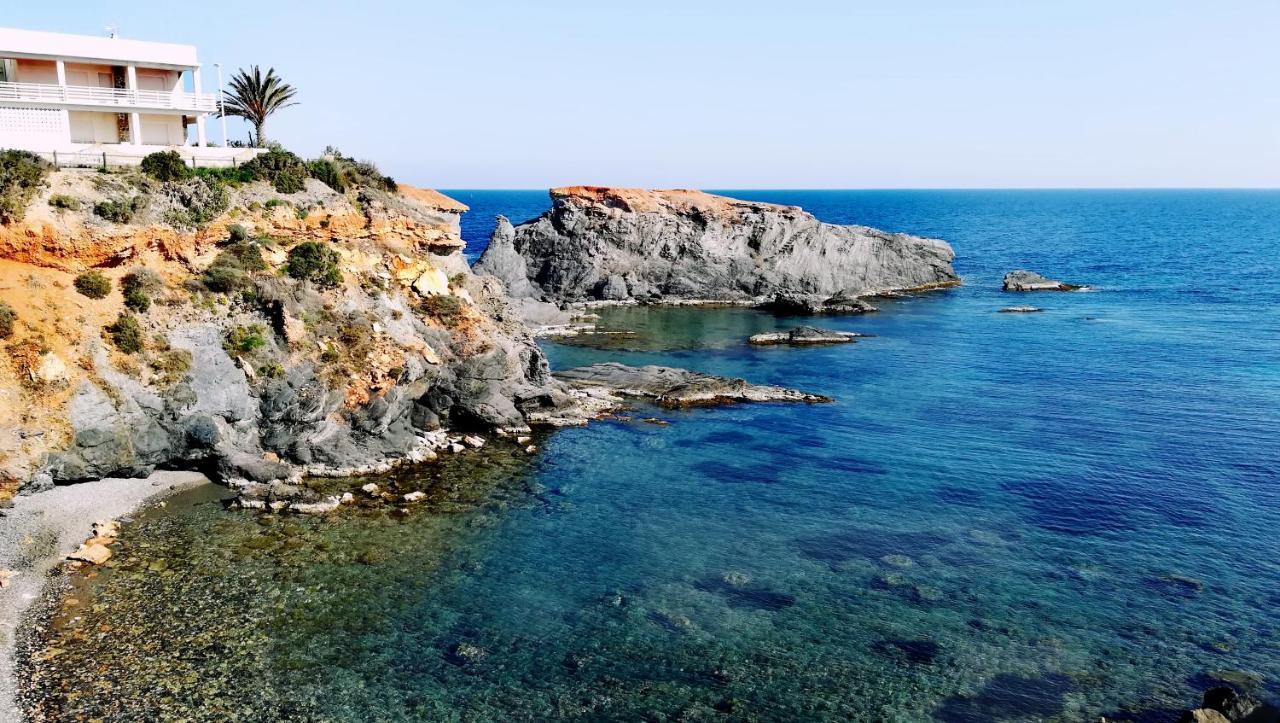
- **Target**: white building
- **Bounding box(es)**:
[0,27,254,165]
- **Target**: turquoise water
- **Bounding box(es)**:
[25,191,1280,721]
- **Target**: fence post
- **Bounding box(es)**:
[52,150,58,166]
[102,152,107,171]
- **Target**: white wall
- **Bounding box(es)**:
[68,111,118,143]
[139,113,183,145]
[0,105,68,149]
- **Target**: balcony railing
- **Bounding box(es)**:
[0,81,217,113]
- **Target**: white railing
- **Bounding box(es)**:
[0,81,217,113]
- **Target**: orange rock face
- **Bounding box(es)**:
[549,186,801,220]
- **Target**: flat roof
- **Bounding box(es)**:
[0,27,199,69]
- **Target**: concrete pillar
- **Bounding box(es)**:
[55,60,67,109]
[191,67,206,147]
[126,65,141,145]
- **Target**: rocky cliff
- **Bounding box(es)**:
[474,186,959,305]
[0,167,580,498]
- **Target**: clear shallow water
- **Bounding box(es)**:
[24,191,1280,721]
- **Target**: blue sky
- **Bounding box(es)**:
[6,1,1278,188]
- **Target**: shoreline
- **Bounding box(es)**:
[0,470,212,722]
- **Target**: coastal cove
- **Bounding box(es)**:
[14,190,1280,721]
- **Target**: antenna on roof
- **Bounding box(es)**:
[104,24,119,39]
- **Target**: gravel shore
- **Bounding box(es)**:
[0,471,212,722]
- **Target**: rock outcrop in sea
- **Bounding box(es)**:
[747,326,862,345]
[474,187,959,307]
[0,166,588,496]
[1002,269,1082,292]
[554,362,831,407]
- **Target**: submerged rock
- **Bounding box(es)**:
[474,187,958,304]
[758,291,879,316]
[999,306,1043,313]
[748,326,862,346]
[1178,686,1280,723]
[554,362,831,407]
[1002,270,1083,292]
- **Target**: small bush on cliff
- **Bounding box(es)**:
[149,348,192,386]
[0,302,15,339]
[308,148,397,193]
[121,268,163,313]
[165,177,231,227]
[73,270,112,299]
[241,146,309,195]
[285,242,342,288]
[107,313,145,353]
[0,150,53,225]
[193,165,256,185]
[227,224,249,242]
[224,324,267,355]
[48,194,81,211]
[140,150,191,182]
[422,294,463,327]
[94,195,147,223]
[202,240,267,294]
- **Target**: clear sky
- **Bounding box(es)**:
[5,1,1278,188]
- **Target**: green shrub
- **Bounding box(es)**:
[140,150,191,182]
[202,240,267,293]
[320,344,340,363]
[310,147,397,192]
[307,159,345,193]
[165,177,230,227]
[273,167,305,194]
[265,198,289,209]
[94,195,147,223]
[73,270,112,299]
[193,165,256,185]
[48,194,81,211]
[0,150,53,224]
[241,147,308,189]
[150,348,192,385]
[224,324,267,355]
[107,313,145,353]
[227,223,249,242]
[0,301,15,339]
[285,242,342,287]
[422,294,463,327]
[121,268,162,313]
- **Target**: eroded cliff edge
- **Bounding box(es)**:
[0,162,582,498]
[474,186,959,306]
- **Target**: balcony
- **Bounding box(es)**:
[0,81,217,113]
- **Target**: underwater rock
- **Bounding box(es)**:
[1002,270,1083,292]
[1000,306,1043,313]
[1178,686,1280,723]
[554,362,831,407]
[758,291,880,315]
[748,326,862,345]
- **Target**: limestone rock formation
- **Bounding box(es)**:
[1002,270,1082,292]
[474,187,959,305]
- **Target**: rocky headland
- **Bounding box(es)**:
[474,186,959,313]
[0,151,598,504]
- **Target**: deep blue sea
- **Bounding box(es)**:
[29,190,1280,721]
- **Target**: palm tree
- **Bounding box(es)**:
[220,66,298,147]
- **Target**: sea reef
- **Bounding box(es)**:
[474,186,959,307]
[0,166,584,496]
[554,362,831,407]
